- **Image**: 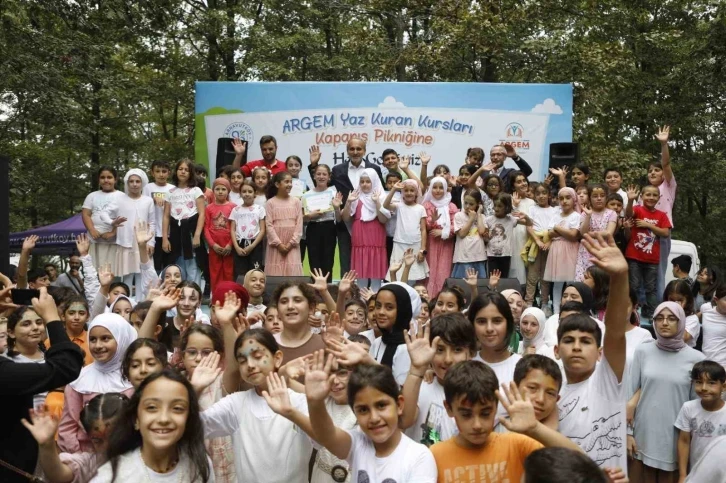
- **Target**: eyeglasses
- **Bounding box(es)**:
[183,349,215,359]
[653,315,679,324]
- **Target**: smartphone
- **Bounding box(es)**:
[11,288,40,306]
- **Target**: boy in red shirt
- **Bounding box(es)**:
[625,184,671,320]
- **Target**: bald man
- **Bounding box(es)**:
[308,139,384,277]
[480,143,533,192]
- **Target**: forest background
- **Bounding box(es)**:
[2,0,725,265]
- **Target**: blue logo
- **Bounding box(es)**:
[505,122,524,138]
[224,121,254,144]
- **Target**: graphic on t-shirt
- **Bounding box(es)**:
[567,412,623,465]
[633,217,659,254]
[717,424,726,436]
[212,211,228,230]
[442,462,508,482]
[356,472,397,483]
[696,419,716,437]
[419,403,447,447]
[488,223,507,256]
[559,396,580,420]
[152,191,165,207]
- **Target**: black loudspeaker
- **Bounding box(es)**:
[443,278,523,305]
[216,138,247,177]
[549,142,579,171]
[235,275,312,299]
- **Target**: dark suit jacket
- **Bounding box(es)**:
[480,156,533,192]
[308,160,384,204]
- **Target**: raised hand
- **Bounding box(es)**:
[232,137,247,156]
[626,185,640,202]
[581,205,592,216]
[98,263,115,287]
[389,259,403,274]
[543,174,554,186]
[309,145,321,165]
[180,315,196,334]
[146,280,163,301]
[30,287,58,323]
[654,125,670,144]
[404,321,439,372]
[262,372,294,417]
[151,287,181,311]
[464,267,479,287]
[322,312,344,345]
[403,248,416,267]
[214,291,242,326]
[20,406,58,447]
[482,162,497,171]
[581,232,628,276]
[326,337,374,366]
[489,269,502,288]
[419,152,431,165]
[503,143,517,158]
[512,192,521,208]
[280,356,308,381]
[338,271,357,294]
[22,235,39,253]
[135,220,154,246]
[189,352,222,392]
[393,181,405,192]
[496,382,537,434]
[332,192,343,209]
[370,190,381,204]
[347,189,360,203]
[305,350,334,402]
[111,216,127,228]
[359,287,375,303]
[398,155,411,170]
[0,286,19,312]
[75,233,90,257]
[308,268,331,292]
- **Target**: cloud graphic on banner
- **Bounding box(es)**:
[531,98,563,114]
[378,96,406,108]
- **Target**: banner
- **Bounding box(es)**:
[195,82,572,185]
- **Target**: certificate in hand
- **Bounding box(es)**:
[303,190,334,214]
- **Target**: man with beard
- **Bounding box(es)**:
[51,253,85,295]
[238,135,287,177]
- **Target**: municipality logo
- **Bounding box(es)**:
[505,123,524,138]
[501,122,530,150]
[224,122,254,144]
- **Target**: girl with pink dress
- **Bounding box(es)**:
[422,176,458,297]
[575,183,617,281]
[265,171,304,276]
[544,187,582,313]
[342,168,388,289]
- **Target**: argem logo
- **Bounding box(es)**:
[505,122,524,138]
[224,122,254,144]
[501,122,530,150]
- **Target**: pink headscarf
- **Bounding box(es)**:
[653,301,687,352]
[558,187,580,214]
[401,178,422,204]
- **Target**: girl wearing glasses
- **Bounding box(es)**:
[626,301,706,481]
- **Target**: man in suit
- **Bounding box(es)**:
[308,138,384,277]
[479,143,533,192]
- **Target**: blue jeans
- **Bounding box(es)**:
[628,259,659,319]
[657,236,671,303]
[176,255,202,288]
[451,262,487,279]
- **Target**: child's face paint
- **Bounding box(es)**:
[235,339,280,388]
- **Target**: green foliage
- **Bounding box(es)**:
[2,0,725,266]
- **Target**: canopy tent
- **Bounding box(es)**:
[9,213,85,255]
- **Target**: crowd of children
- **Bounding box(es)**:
[2,125,725,483]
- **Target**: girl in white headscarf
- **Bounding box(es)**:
[518,307,547,355]
[58,313,137,453]
[422,176,459,296]
[115,168,155,291]
[343,168,389,289]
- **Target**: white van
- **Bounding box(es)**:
[665,239,700,285]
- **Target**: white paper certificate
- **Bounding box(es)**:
[303,190,334,214]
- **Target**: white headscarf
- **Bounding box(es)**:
[69,313,137,394]
[520,307,547,350]
[351,168,384,222]
[123,168,149,195]
[422,176,453,240]
[109,294,137,312]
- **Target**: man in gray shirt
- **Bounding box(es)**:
[51,253,84,295]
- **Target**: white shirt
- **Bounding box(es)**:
[345,429,437,483]
[347,162,367,189]
[406,378,458,445]
[675,400,726,470]
[90,447,215,483]
[543,314,606,349]
[685,314,701,348]
[82,190,125,243]
[558,354,627,473]
[142,182,175,237]
[116,194,155,248]
[701,308,726,368]
[202,389,312,483]
[230,204,266,241]
[625,326,654,366]
[166,187,204,221]
[473,352,522,432]
[369,338,411,386]
[529,205,557,232]
[393,203,426,244]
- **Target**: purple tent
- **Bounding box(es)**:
[9,213,86,254]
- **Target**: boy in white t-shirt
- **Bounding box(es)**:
[675,360,726,479]
[141,160,175,271]
[554,233,630,474]
[400,312,476,446]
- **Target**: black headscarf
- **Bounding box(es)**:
[376,283,415,369]
[564,282,595,315]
